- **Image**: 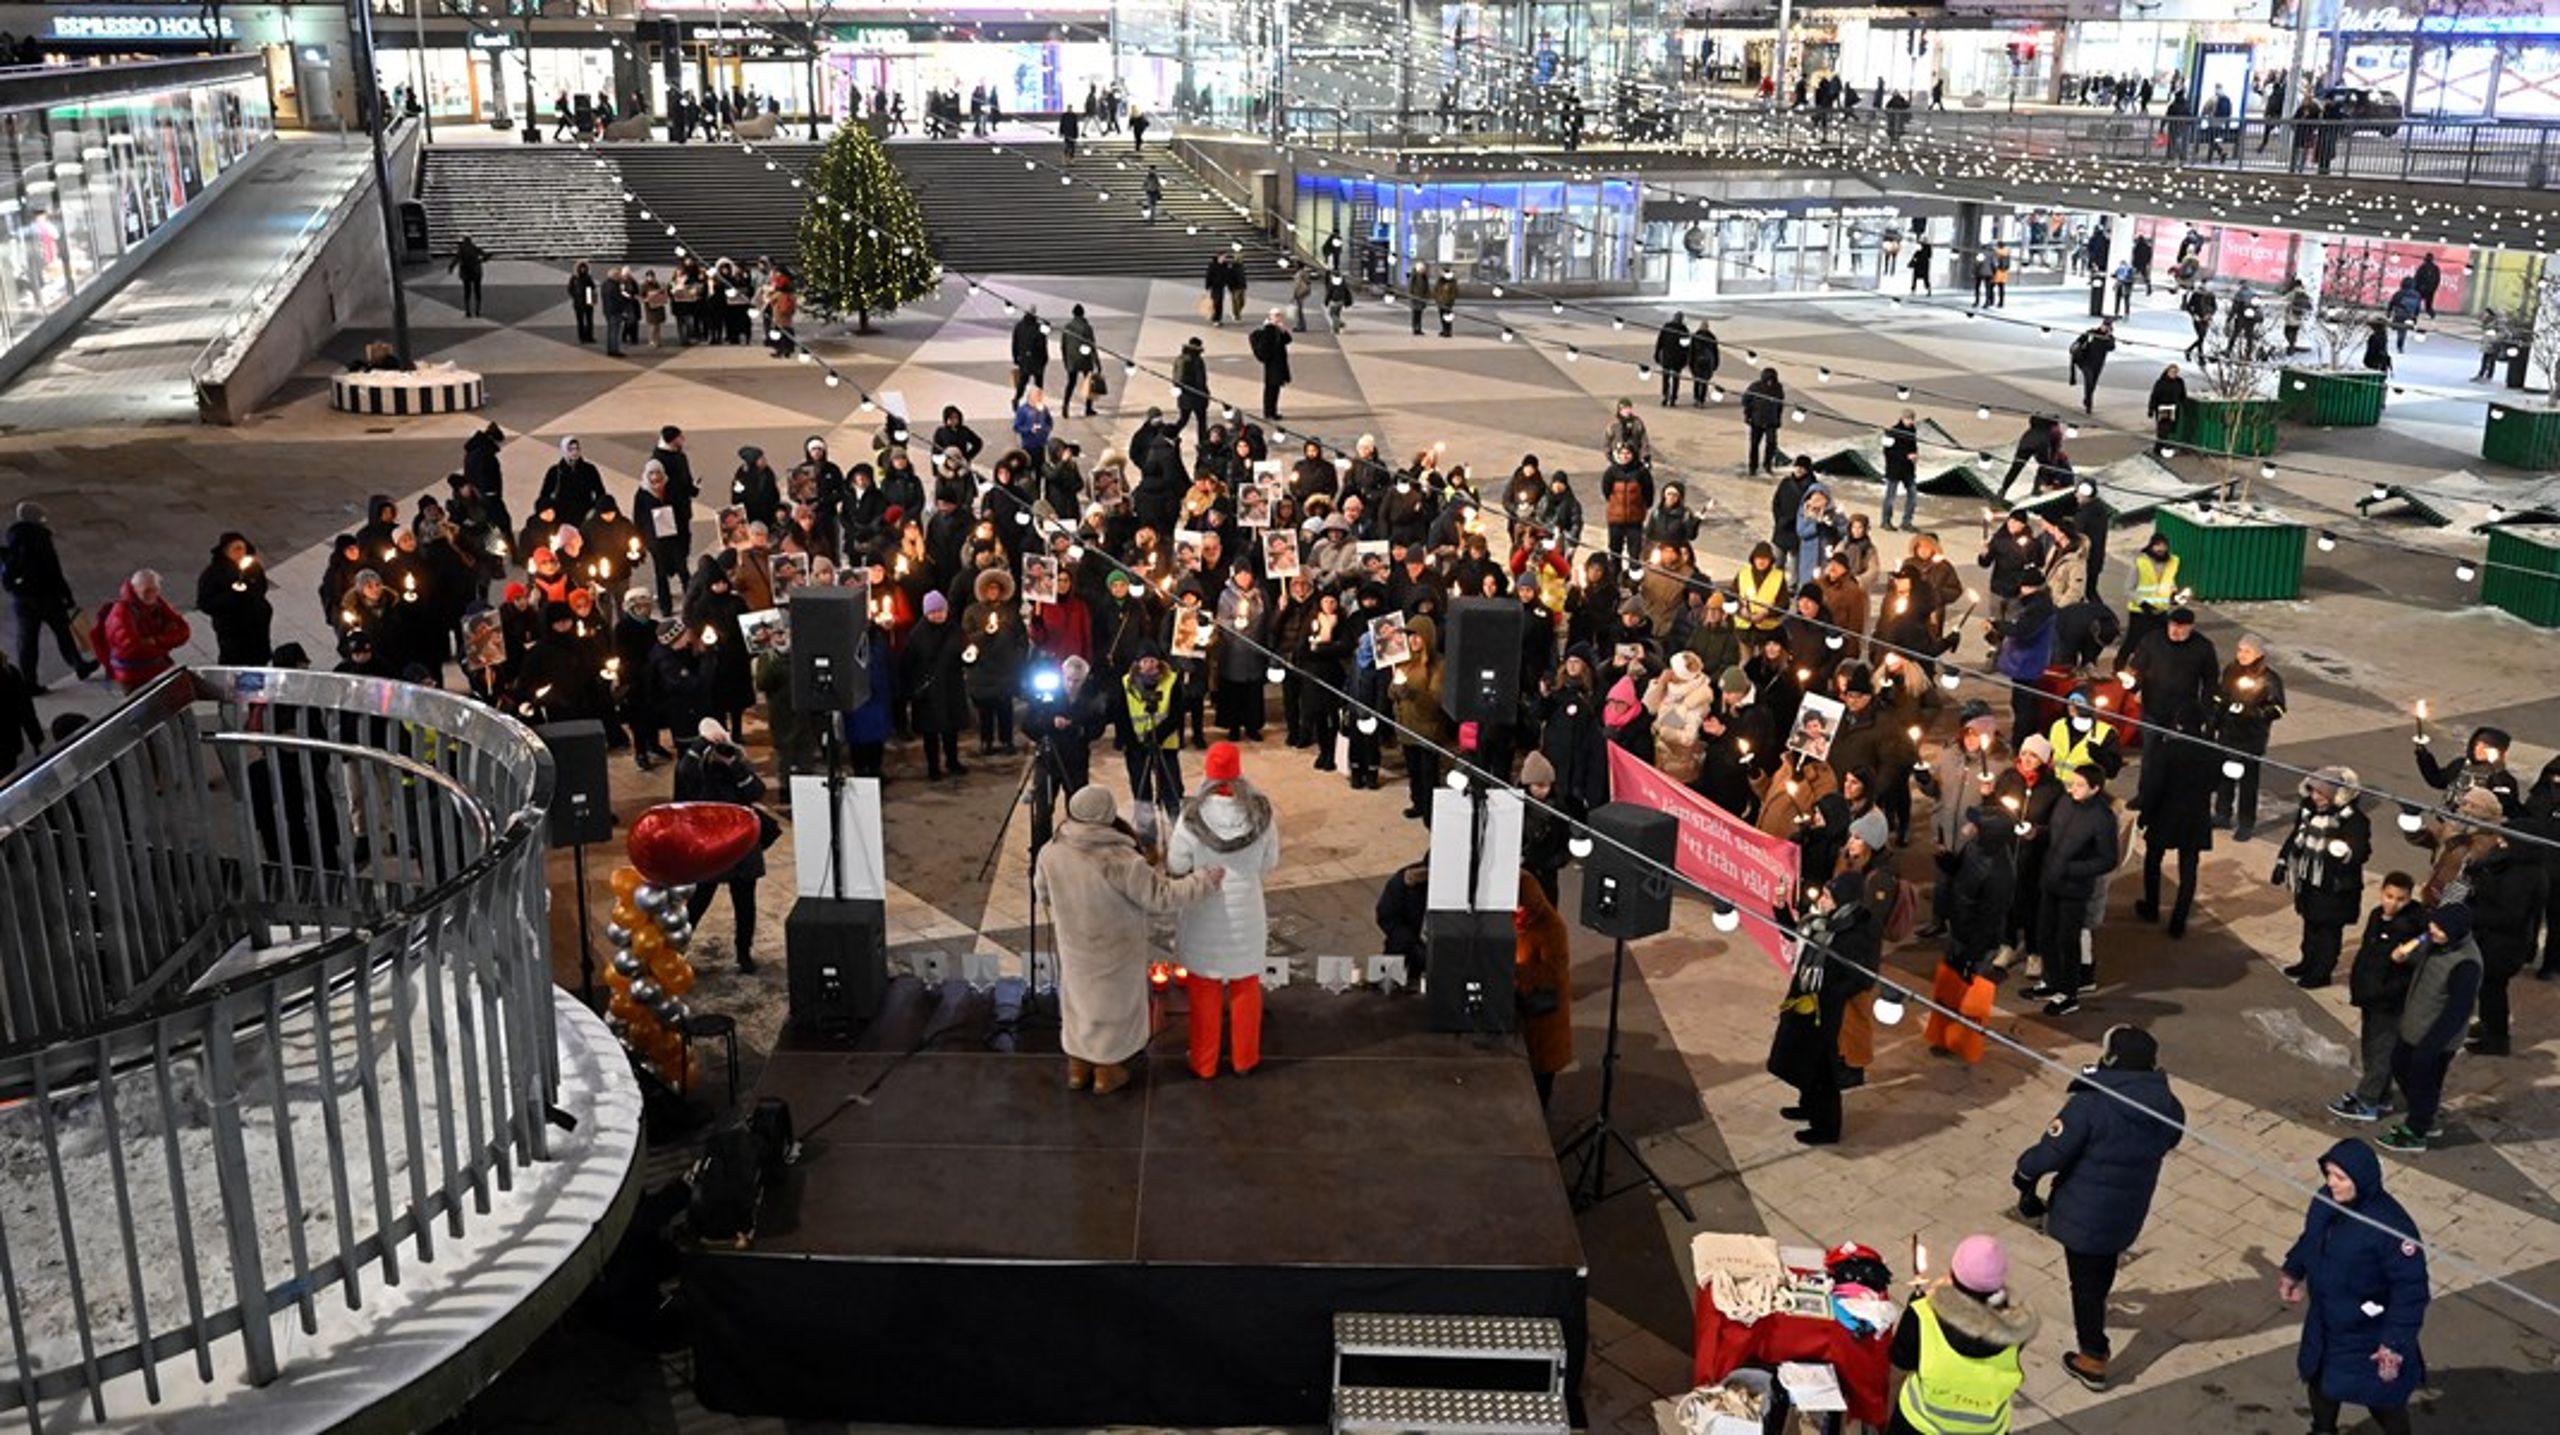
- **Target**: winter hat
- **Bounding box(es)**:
[1604,676,1641,725]
[698,718,731,746]
[1204,740,1243,783]
[1519,751,1557,787]
[1825,871,1866,910]
[1718,666,1753,699]
[1670,650,1703,680]
[2099,1024,2159,1072]
[921,591,950,618]
[1950,1234,2008,1297]
[739,444,765,463]
[503,581,530,605]
[2429,903,2474,945]
[1965,711,2003,739]
[2020,734,2054,765]
[1848,809,1890,853]
[272,642,311,670]
[2455,787,2503,822]
[1066,784,1118,825]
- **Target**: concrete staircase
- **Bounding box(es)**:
[419,147,625,260]
[416,136,1271,277]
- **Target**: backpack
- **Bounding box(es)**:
[1883,878,1922,943]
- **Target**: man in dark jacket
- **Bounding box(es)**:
[2456,835,2547,1057]
[2068,321,2115,414]
[1,502,97,685]
[1010,306,1050,403]
[537,437,608,528]
[2014,1023,2185,1390]
[675,720,769,971]
[2329,872,2427,1122]
[1249,309,1293,421]
[2381,903,2483,1152]
[1652,313,1690,405]
[2126,605,2218,815]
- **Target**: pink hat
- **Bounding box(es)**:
[1950,1234,2008,1295]
[1604,675,1641,726]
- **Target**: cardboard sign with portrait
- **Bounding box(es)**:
[1786,692,1845,764]
[1369,610,1413,667]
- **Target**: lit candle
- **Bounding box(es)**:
[2413,699,2429,741]
[701,626,719,646]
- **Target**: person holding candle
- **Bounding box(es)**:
[195,532,272,665]
[2412,723,2520,845]
[2275,767,2374,989]
[2212,635,2288,841]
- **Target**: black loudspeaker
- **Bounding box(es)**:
[786,895,887,1036]
[539,720,614,848]
[1424,909,1516,1034]
[788,587,871,712]
[1579,802,1677,940]
[1442,597,1525,724]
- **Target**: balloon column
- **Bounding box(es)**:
[602,801,764,1092]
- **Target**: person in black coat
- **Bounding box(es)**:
[2134,731,2217,938]
[1741,368,1787,475]
[2026,764,2119,1014]
[1765,871,1877,1145]
[2457,835,2547,1057]
[195,531,273,665]
[462,420,506,499]
[645,621,709,747]
[2147,365,2187,446]
[1943,810,2018,981]
[537,437,608,528]
[2275,767,2374,987]
[567,260,598,342]
[2331,874,2427,1121]
[675,723,769,972]
[1539,650,1610,811]
[1686,320,1722,405]
[682,556,753,735]
[2,502,96,685]
[0,648,40,775]
[1250,310,1293,421]
[2280,1140,2430,1432]
[1651,313,1690,405]
[2012,1024,2184,1388]
[901,590,971,779]
[1010,308,1050,403]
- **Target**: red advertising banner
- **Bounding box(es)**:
[1606,745,1801,968]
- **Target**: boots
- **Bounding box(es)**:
[1092,1062,1132,1095]
[2063,1352,2108,1391]
[1065,1056,1092,1091]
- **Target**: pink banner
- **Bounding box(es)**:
[1606,746,1801,967]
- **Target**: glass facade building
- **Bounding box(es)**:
[0,61,272,353]
[1294,171,1642,289]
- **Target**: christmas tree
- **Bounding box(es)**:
[797,123,937,333]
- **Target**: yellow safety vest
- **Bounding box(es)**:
[2045,716,2114,777]
[1124,672,1181,749]
[2131,553,2179,614]
[1897,1298,2023,1435]
[1736,564,1786,631]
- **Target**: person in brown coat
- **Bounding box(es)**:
[1814,551,1868,645]
[1514,868,1574,1107]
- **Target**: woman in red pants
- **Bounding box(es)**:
[1166,741,1282,1078]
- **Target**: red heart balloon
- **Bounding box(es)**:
[627,802,762,886]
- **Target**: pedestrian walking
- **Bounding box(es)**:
[2068,320,2114,413]
[449,236,487,318]
[1010,304,1050,402]
[2012,1024,2184,1391]
[1909,238,1933,294]
[1881,409,1920,530]
[2412,253,2441,318]
[1251,309,1293,420]
[567,259,597,343]
[2279,1139,2428,1434]
[1742,367,1786,475]
[1324,268,1352,332]
[1406,263,1430,335]
[1433,268,1459,337]
[1653,313,1691,406]
[2386,278,2422,351]
[1,502,99,686]
[2147,365,2186,447]
[1143,165,1163,222]
[2181,285,2217,361]
[2022,763,2118,1016]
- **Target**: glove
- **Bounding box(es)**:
[2013,1176,2048,1220]
[2271,864,2288,887]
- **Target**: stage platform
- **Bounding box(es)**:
[687,975,1589,1427]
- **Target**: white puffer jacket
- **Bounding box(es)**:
[1164,782,1282,978]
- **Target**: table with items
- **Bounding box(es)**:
[1687,1233,1897,1431]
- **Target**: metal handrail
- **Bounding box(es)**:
[0,667,561,1425]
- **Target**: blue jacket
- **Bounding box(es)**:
[2014,1065,2185,1256]
[842,626,898,745]
[2283,1139,2429,1409]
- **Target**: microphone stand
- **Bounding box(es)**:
[1556,927,1696,1220]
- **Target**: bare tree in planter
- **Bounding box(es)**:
[2187,322,2284,500]
[2313,246,2389,370]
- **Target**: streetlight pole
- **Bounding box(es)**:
[411,0,434,142]
[348,0,414,365]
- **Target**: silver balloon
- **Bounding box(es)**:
[606,1015,630,1039]
[604,921,634,948]
[661,923,693,953]
[633,884,669,914]
[611,948,644,979]
[630,977,663,1006]
[669,883,696,905]
[652,994,689,1027]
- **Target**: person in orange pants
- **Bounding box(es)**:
[1165,741,1282,1078]
[1927,811,2016,1064]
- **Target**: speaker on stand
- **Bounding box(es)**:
[779,588,888,1038]
[1557,802,1694,1219]
[539,719,614,1006]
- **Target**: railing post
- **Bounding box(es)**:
[202,1001,280,1386]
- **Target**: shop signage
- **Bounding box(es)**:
[834,27,923,47]
[48,11,239,42]
[467,30,516,51]
[2342,2,2556,35]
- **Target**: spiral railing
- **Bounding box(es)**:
[0,668,558,1431]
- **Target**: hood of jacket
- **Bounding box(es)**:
[2301,764,2363,807]
[1928,1280,2040,1351]
[1181,782,1273,854]
[2319,1137,2386,1205]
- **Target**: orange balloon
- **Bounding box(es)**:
[603,962,633,990]
[632,927,668,960]
[609,866,645,897]
[658,1047,692,1092]
[607,991,639,1023]
[610,900,643,929]
[656,961,695,997]
[627,1009,660,1041]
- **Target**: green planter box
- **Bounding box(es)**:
[2278,367,2384,427]
[2170,396,2281,458]
[2152,503,2307,602]
[2481,526,2560,627]
[2481,403,2560,469]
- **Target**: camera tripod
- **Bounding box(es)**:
[975,730,1078,1007]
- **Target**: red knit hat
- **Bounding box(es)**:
[1204,741,1242,782]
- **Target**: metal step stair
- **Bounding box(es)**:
[1330,1313,1570,1435]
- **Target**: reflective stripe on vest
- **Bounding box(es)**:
[2045,717,2108,776]
[1736,565,1786,629]
[1896,1298,2022,1435]
[2132,553,2178,613]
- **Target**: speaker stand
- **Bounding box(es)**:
[1556,936,1696,1221]
[571,838,598,1008]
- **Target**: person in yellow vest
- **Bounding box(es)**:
[2045,685,2126,785]
[1735,540,1788,638]
[1889,1233,2038,1435]
[2115,530,2179,667]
